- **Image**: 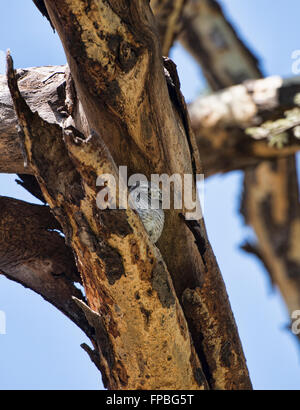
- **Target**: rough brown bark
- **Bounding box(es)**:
[43,0,252,390]
[0,65,65,174]
[242,158,300,319]
[0,60,257,387]
[7,51,208,389]
[178,0,300,338]
[0,196,95,339]
[1,0,297,387]
[179,0,262,89]
[2,67,300,178]
[0,0,257,390]
[150,0,187,56]
[189,76,300,175]
[1,0,254,389]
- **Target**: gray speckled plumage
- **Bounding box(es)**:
[129,181,165,243]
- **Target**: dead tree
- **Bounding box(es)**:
[1,0,299,390]
[170,0,300,333]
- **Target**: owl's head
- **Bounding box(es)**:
[128,180,163,211]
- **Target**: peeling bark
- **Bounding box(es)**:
[33,0,54,29]
[0,0,252,389]
[7,52,208,390]
[38,0,251,389]
[150,0,187,56]
[1,67,300,177]
[0,0,254,389]
[189,76,300,175]
[179,0,262,89]
[0,196,94,339]
[0,65,66,174]
[0,62,255,386]
[177,0,300,341]
[242,158,300,318]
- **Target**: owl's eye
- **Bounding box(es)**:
[128,181,165,243]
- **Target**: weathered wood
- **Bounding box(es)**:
[0,196,95,340]
[33,0,54,29]
[0,65,66,174]
[189,76,300,175]
[242,158,300,318]
[150,0,187,56]
[7,51,208,390]
[179,0,262,88]
[2,67,300,177]
[0,61,274,388]
[0,0,250,388]
[178,0,300,341]
[39,0,251,389]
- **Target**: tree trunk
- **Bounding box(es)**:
[175,0,300,342]
[1,0,253,389]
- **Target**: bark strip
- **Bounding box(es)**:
[179,0,262,88]
[7,51,207,390]
[0,65,66,174]
[150,0,187,56]
[2,67,300,177]
[189,76,300,175]
[178,0,300,340]
[0,196,94,340]
[40,0,251,389]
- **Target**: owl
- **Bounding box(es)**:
[129,181,165,243]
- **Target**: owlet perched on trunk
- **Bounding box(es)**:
[129,181,165,243]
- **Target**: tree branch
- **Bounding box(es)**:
[0,0,253,389]
[0,196,95,340]
[241,157,300,321]
[189,76,300,175]
[0,65,66,174]
[2,65,300,178]
[179,0,262,88]
[7,50,208,390]
[0,58,257,386]
[178,0,300,342]
[33,0,55,29]
[150,0,188,56]
[39,0,251,389]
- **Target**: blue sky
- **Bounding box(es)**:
[0,0,300,390]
